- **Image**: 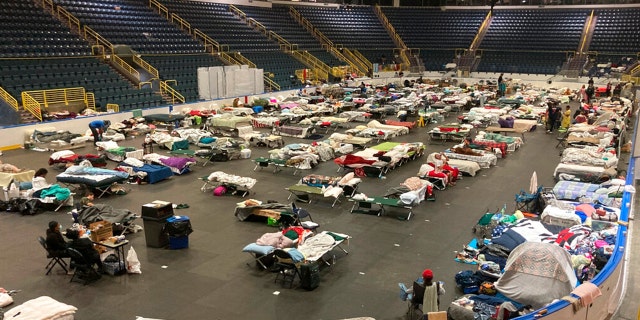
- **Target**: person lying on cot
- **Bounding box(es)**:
[0,160,23,173]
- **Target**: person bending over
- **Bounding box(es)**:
[88,120,111,145]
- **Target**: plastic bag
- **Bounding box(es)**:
[127,246,142,274]
[0,292,13,308]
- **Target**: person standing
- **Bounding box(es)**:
[88,120,111,145]
[561,105,572,129]
[497,73,505,97]
[606,82,612,97]
[579,85,588,103]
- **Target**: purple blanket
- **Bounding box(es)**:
[160,157,195,169]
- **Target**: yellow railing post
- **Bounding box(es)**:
[111,54,141,81]
[149,0,169,19]
[0,87,19,111]
[21,93,43,122]
[133,55,159,78]
[580,10,595,53]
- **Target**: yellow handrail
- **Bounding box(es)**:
[248,18,268,35]
[159,81,185,104]
[263,75,280,92]
[580,10,595,53]
[106,103,119,112]
[374,5,406,49]
[138,81,153,89]
[84,26,113,51]
[341,47,369,74]
[85,92,96,110]
[233,52,257,68]
[56,6,81,34]
[133,55,159,78]
[0,86,19,111]
[470,11,492,50]
[229,5,246,20]
[22,93,43,122]
[111,54,141,81]
[194,29,221,52]
[23,87,87,108]
[171,13,191,33]
[353,49,373,70]
[91,45,106,59]
[42,0,54,12]
[149,0,169,19]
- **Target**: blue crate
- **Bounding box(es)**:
[169,235,189,249]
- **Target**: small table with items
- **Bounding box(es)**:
[94,239,129,275]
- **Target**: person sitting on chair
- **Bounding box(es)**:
[65,229,103,271]
[45,221,69,258]
[420,269,445,315]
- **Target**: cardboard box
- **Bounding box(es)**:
[89,221,113,242]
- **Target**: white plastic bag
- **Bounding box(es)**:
[127,247,142,274]
[0,292,13,308]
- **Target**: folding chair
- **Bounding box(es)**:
[38,236,67,275]
[67,248,101,285]
[295,208,319,231]
[555,131,569,150]
[273,249,300,288]
[515,186,543,214]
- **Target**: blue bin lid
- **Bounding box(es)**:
[167,215,190,223]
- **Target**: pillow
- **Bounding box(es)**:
[242,243,275,256]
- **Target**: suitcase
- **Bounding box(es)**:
[299,262,320,291]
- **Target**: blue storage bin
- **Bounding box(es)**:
[169,235,189,249]
[252,106,264,114]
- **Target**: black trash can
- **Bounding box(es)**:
[164,215,193,250]
[141,201,174,248]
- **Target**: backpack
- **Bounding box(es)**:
[455,270,481,294]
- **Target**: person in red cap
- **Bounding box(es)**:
[421,269,445,315]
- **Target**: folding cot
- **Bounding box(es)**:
[349,196,417,220]
[200,171,257,197]
[56,167,129,198]
[253,157,303,175]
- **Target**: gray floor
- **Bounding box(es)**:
[0,102,637,320]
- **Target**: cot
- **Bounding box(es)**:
[349,196,416,220]
[253,157,303,175]
[200,171,257,197]
[56,167,129,198]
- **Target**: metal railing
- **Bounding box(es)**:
[0,86,19,111]
[85,92,96,110]
[22,94,42,122]
[84,26,113,51]
[171,13,191,33]
[133,55,159,78]
[149,0,169,19]
[579,10,595,53]
[57,6,81,34]
[470,11,492,50]
[228,5,246,20]
[353,49,374,71]
[263,76,280,92]
[159,81,185,104]
[374,5,406,49]
[232,52,257,68]
[42,0,54,12]
[23,87,87,109]
[111,54,141,81]
[106,103,120,112]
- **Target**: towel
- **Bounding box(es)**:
[571,282,602,307]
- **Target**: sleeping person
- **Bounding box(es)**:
[0,160,23,173]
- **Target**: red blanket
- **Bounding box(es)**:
[385,120,415,129]
[335,154,377,166]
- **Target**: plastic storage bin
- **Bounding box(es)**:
[164,215,193,249]
[168,235,189,249]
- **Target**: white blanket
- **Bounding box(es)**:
[4,296,77,320]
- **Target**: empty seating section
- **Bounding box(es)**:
[480,9,589,51]
[357,49,396,66]
[476,51,566,75]
[295,6,395,50]
[421,50,456,71]
[52,0,203,54]
[590,8,640,54]
[241,52,307,89]
[381,8,486,50]
[0,58,164,111]
[237,5,318,51]
[159,0,279,53]
[144,54,225,102]
[0,0,91,58]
